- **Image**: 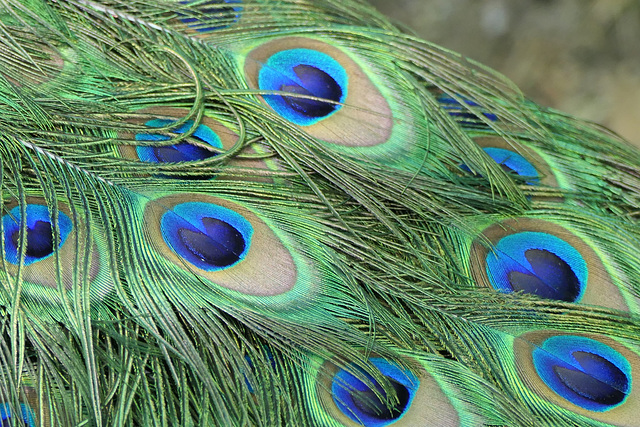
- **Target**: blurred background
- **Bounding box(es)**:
[370,0,640,147]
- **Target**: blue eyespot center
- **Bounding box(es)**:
[0,402,36,427]
[485,232,587,302]
[178,0,242,32]
[135,119,222,164]
[279,64,343,118]
[437,94,498,124]
[461,148,540,185]
[484,148,539,184]
[331,358,419,427]
[2,205,72,266]
[507,249,581,301]
[554,352,628,406]
[350,377,410,420]
[259,48,348,126]
[11,220,54,259]
[532,336,631,412]
[177,217,245,268]
[153,143,215,163]
[160,202,253,271]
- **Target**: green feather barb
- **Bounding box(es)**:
[0,0,639,425]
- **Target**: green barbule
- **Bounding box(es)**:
[0,0,638,425]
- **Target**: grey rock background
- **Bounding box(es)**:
[370,0,640,147]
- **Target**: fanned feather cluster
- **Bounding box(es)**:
[1,1,639,426]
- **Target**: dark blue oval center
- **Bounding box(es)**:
[160,201,253,272]
[331,358,419,427]
[485,231,587,302]
[2,204,72,266]
[258,48,348,126]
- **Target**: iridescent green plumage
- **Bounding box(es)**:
[1,1,639,426]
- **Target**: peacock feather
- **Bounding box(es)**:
[1,0,639,425]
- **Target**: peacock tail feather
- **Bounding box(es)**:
[1,0,639,425]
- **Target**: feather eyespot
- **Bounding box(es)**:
[532,336,631,411]
[144,194,313,297]
[484,231,586,302]
[2,204,71,266]
[437,93,498,126]
[331,358,418,426]
[462,147,541,185]
[0,386,44,427]
[470,219,628,311]
[135,119,222,164]
[0,403,36,427]
[121,107,280,180]
[479,136,557,182]
[514,331,640,423]
[1,200,112,305]
[257,48,348,126]
[178,0,242,32]
[244,37,397,147]
[242,347,275,393]
[313,355,463,426]
[466,137,561,199]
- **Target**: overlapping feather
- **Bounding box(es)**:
[0,0,639,426]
